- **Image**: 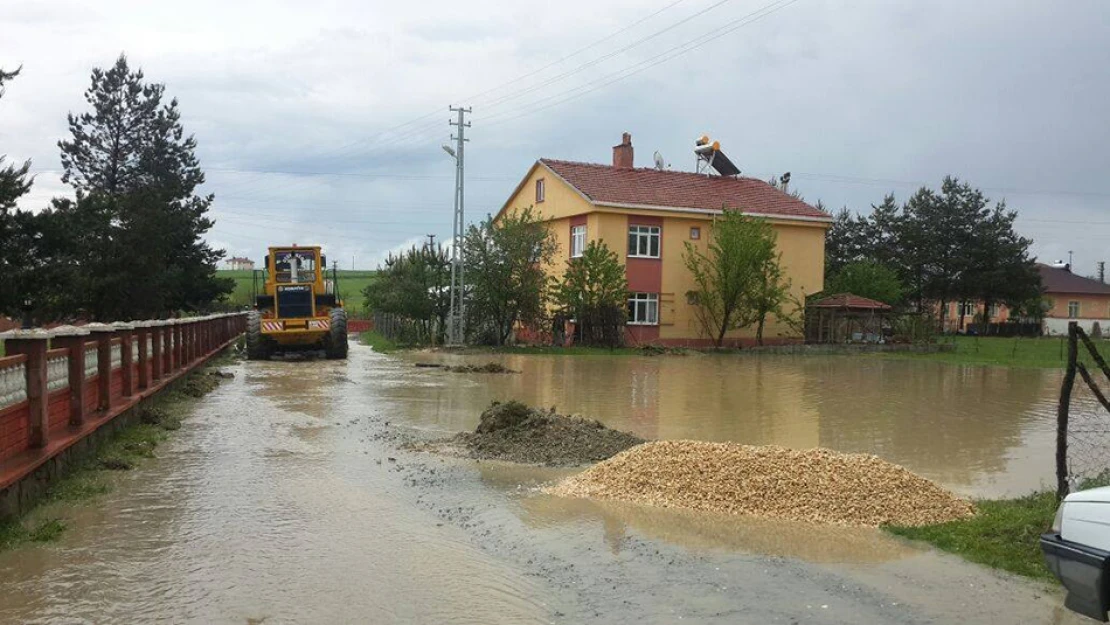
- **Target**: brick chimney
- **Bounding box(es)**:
[612,132,633,168]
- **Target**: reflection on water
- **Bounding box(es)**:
[394,352,1060,497]
[474,460,916,564]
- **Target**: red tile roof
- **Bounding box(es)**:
[1038,264,1110,295]
[540,159,830,221]
[810,293,893,310]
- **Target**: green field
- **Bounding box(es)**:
[883,334,1109,369]
[218,270,377,317]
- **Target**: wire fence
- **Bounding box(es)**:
[1057,322,1110,498]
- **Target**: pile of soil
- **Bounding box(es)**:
[446,401,644,466]
[548,440,975,527]
[447,363,518,374]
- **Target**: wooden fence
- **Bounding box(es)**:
[1056,321,1110,499]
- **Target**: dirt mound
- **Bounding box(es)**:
[446,401,644,466]
[447,363,518,374]
[548,440,975,527]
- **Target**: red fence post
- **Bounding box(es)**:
[174,321,184,372]
[135,322,150,390]
[151,322,164,382]
[2,330,50,448]
[115,322,135,398]
[51,327,90,427]
[87,324,115,412]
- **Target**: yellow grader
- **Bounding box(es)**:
[246,245,348,360]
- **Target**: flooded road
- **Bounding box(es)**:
[0,344,1083,624]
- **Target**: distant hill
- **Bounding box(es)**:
[218,269,377,317]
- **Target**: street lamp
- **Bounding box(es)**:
[442,144,456,159]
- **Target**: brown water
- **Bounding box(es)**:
[0,345,1083,624]
[391,351,1062,497]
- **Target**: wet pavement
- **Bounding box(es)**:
[0,344,1085,624]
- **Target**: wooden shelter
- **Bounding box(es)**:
[806,293,893,344]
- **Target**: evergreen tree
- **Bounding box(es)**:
[0,66,35,317]
[51,54,230,320]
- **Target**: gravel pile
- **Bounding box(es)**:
[441,401,644,466]
[548,440,975,527]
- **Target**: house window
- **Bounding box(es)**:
[535,179,545,203]
[628,293,659,325]
[1069,301,1080,319]
[628,225,661,258]
[989,303,1000,318]
[958,301,975,317]
[570,225,586,258]
[690,227,701,240]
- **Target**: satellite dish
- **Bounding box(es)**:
[653,151,665,170]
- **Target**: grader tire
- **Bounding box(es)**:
[326,308,349,360]
[246,311,271,360]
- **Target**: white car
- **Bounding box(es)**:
[1042,486,1110,621]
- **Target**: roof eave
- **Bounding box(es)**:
[593,201,833,225]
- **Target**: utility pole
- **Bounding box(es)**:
[447,105,471,345]
[426,233,436,250]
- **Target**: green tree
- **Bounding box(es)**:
[0,66,34,316]
[683,211,779,346]
[825,260,904,305]
[463,207,558,345]
[554,241,627,347]
[364,244,450,344]
[50,54,230,320]
[747,251,795,346]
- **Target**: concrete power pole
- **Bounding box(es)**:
[447,105,471,345]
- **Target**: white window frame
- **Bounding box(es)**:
[570,225,586,258]
[1069,300,1080,319]
[536,178,545,203]
[628,292,659,325]
[628,225,661,258]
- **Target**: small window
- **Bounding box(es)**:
[627,225,661,258]
[988,303,1000,318]
[570,225,586,258]
[628,293,659,325]
[1069,301,1080,319]
[690,227,700,240]
[535,179,545,203]
[958,301,975,317]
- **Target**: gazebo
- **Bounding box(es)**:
[806,293,893,344]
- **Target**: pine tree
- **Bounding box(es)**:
[0,66,35,317]
[52,55,230,320]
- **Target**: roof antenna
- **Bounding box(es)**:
[653,151,666,171]
[780,172,792,195]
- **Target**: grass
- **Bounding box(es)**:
[886,472,1110,581]
[218,269,377,317]
[359,330,400,353]
[881,335,1109,369]
[886,491,1059,580]
[0,361,231,553]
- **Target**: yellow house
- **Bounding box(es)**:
[496,133,831,346]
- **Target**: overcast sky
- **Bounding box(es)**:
[3,0,1108,274]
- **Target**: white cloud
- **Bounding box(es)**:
[3,0,1110,271]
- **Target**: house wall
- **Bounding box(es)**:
[1043,293,1110,335]
[499,163,829,345]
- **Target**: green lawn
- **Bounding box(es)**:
[886,491,1059,580]
[883,335,1109,369]
[218,269,377,317]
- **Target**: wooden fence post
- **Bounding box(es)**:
[2,330,51,448]
[1057,321,1079,500]
[51,327,91,427]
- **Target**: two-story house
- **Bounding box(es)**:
[496,133,832,346]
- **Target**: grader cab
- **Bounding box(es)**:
[246,245,348,360]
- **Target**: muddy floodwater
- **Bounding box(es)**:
[0,344,1084,624]
[397,350,1064,497]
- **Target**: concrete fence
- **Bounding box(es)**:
[0,313,246,516]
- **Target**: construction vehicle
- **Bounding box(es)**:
[246,245,348,360]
